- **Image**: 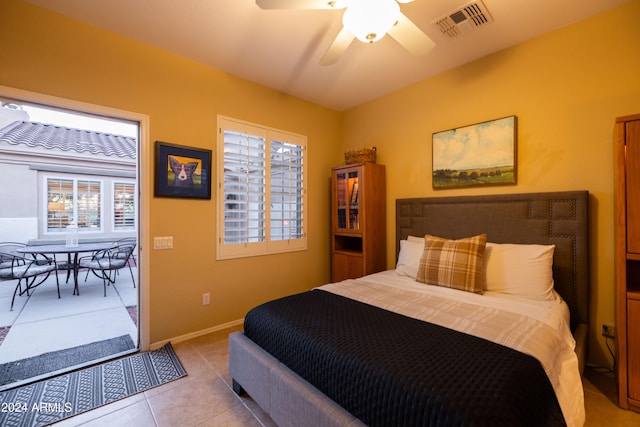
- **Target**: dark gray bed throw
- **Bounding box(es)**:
[244,289,566,427]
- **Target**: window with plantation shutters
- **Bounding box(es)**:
[217,117,307,260]
[47,178,74,231]
[114,182,136,230]
[222,129,266,245]
[77,180,101,229]
[270,140,304,241]
[46,177,101,232]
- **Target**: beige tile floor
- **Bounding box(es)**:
[582,368,640,426]
[52,324,275,427]
[47,324,640,427]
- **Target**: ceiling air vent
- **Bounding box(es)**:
[433,1,493,39]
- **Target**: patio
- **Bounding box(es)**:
[0,263,138,386]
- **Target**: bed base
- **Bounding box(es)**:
[229,331,365,427]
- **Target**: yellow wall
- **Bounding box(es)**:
[342,0,640,366]
[0,0,343,343]
[2,0,639,366]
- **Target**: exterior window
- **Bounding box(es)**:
[77,180,101,229]
[270,140,304,241]
[47,179,74,231]
[47,177,101,232]
[114,182,135,230]
[223,130,266,245]
[217,117,307,259]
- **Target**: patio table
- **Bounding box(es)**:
[17,242,115,296]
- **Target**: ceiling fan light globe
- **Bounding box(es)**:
[342,0,400,44]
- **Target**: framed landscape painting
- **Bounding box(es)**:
[432,116,517,189]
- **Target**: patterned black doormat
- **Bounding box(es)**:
[0,334,136,388]
[0,342,186,427]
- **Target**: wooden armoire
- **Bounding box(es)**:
[615,113,640,412]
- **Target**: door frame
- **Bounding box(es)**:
[0,85,150,351]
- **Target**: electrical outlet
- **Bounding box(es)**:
[202,293,210,305]
[602,323,615,338]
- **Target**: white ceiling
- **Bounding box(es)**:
[26,0,629,111]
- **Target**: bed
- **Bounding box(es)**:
[229,191,589,427]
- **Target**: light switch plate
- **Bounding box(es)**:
[153,236,173,249]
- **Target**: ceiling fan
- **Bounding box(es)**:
[256,0,436,65]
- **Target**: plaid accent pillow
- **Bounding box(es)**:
[416,234,487,293]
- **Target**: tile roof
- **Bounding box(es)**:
[0,121,136,158]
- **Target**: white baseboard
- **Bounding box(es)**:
[150,318,244,350]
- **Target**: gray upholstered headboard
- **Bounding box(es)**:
[396,191,589,332]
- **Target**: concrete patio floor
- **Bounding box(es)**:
[0,264,138,385]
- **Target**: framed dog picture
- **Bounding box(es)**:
[154,141,212,199]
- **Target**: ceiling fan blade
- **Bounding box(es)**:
[387,12,435,56]
[320,27,355,66]
[256,0,341,10]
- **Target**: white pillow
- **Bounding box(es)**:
[404,235,556,301]
[395,239,425,279]
[483,242,556,301]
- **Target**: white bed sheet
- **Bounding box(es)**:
[318,270,585,427]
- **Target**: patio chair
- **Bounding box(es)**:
[112,237,136,288]
[78,243,136,297]
[82,237,137,287]
[0,242,60,311]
